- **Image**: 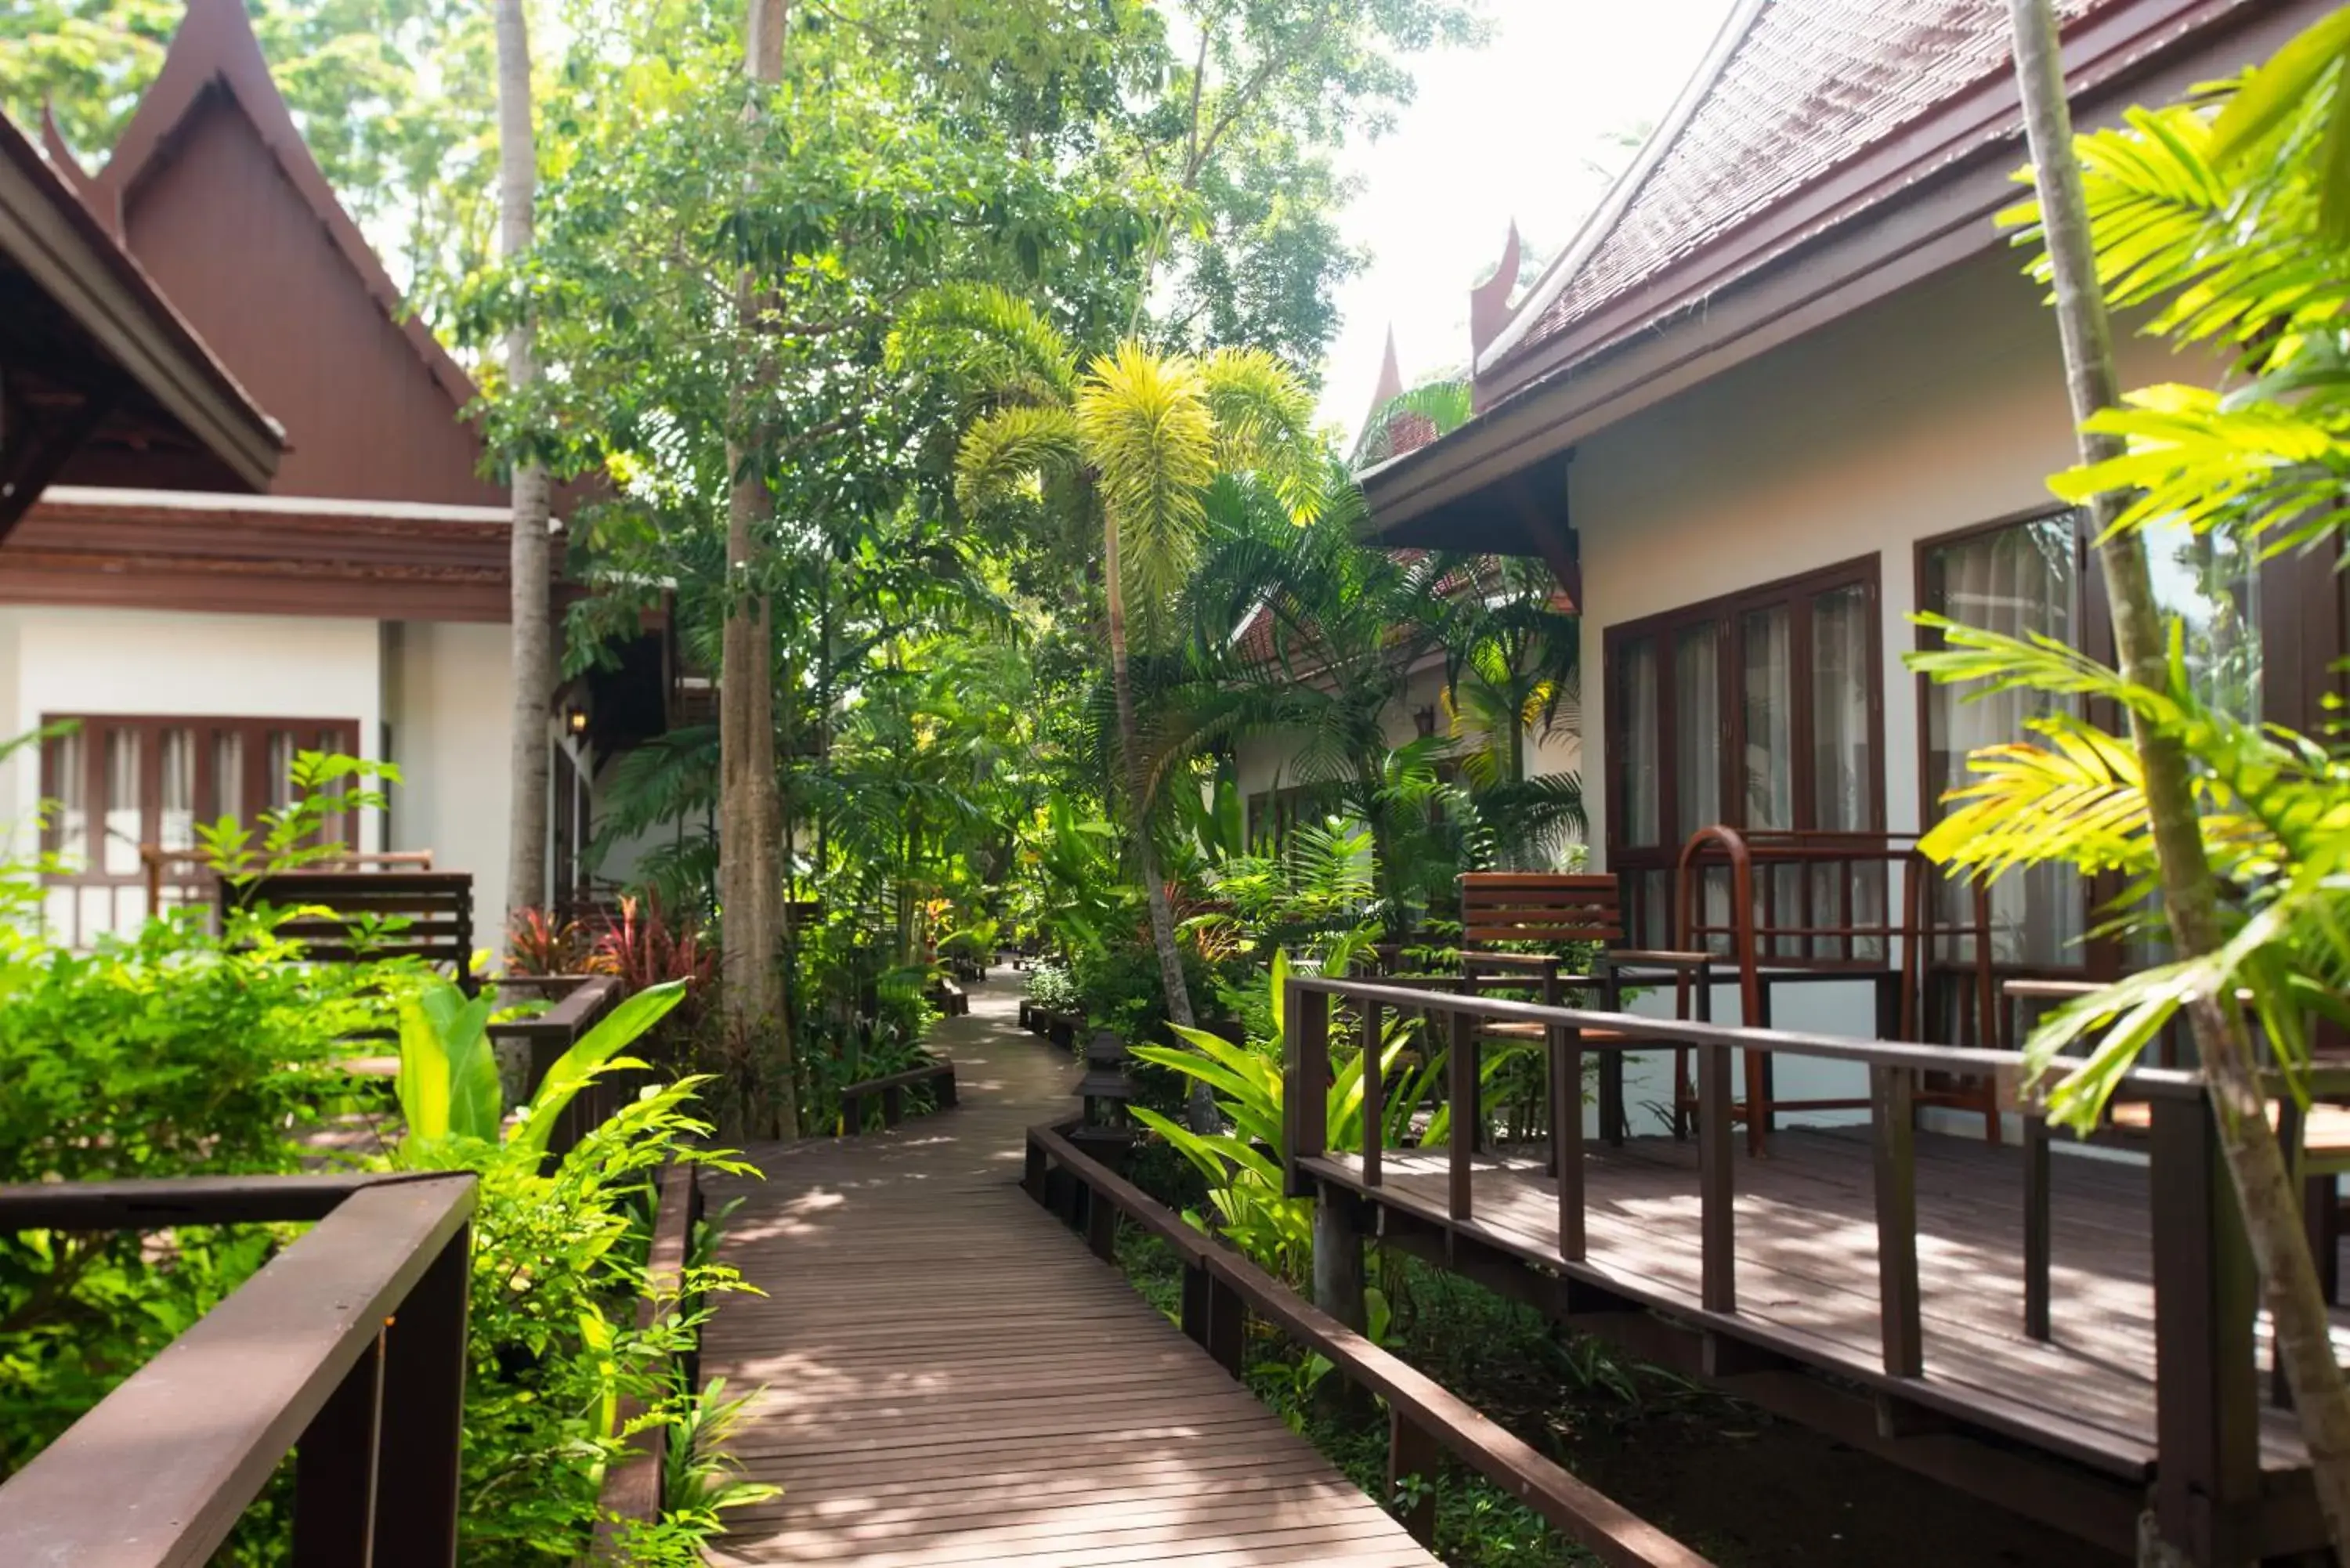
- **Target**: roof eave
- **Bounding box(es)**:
[0,114,281,491]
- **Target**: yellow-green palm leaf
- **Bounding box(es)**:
[1077,341,1218,609]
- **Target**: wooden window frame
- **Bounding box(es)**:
[1602,555,1885,939]
[37,714,360,945]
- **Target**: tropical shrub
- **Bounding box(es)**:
[390,974,774,1563]
[1129,954,1455,1281]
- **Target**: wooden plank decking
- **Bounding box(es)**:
[1303,1127,2350,1485]
[702,981,1438,1567]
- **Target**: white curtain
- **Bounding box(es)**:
[1741,606,1792,831]
[1673,624,1719,838]
[1925,517,2082,965]
[1618,638,1660,847]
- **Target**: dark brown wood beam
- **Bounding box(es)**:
[0,380,114,544]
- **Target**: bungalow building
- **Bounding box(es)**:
[0,0,658,948]
[1358,0,2334,1050]
[1237,336,1582,851]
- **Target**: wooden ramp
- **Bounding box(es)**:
[703,981,1437,1567]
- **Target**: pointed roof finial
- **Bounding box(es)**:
[1367,323,1405,425]
[1468,220,1523,362]
[37,102,85,197]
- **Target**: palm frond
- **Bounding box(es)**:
[1078,342,1217,610]
[1196,346,1325,525]
[954,403,1083,513]
[888,283,1078,405]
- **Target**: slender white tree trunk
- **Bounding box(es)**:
[496,0,551,939]
[2006,4,2350,1556]
[719,0,796,1138]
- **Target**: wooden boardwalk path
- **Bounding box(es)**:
[703,980,1439,1567]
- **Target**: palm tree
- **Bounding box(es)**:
[895,287,1321,1128]
[1969,5,2350,1548]
[494,0,551,932]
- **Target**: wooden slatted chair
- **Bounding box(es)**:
[219,869,479,994]
[1455,873,1715,1143]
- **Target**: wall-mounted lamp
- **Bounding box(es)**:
[564,702,589,736]
[1413,706,1437,739]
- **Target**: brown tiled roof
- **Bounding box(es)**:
[1502,0,2117,365]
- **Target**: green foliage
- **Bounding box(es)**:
[1129,953,1454,1280]
[1922,34,2350,1131]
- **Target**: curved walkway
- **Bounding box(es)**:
[702,977,1438,1566]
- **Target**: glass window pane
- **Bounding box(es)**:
[1922,516,2083,966]
[266,731,296,811]
[1673,625,1719,839]
[2145,516,2261,721]
[104,728,141,874]
[1740,606,1791,829]
[44,728,87,867]
[214,730,245,826]
[159,728,196,851]
[1616,638,1660,847]
[1811,583,1872,832]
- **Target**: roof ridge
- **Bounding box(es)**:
[89,0,482,415]
[1476,0,1770,374]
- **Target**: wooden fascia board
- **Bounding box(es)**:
[0,133,280,490]
[1474,0,2262,407]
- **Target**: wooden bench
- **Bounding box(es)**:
[1454,873,1715,1143]
[219,869,478,994]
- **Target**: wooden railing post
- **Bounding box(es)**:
[1361,998,1384,1188]
[1550,1024,1585,1261]
[1023,1133,1048,1201]
[1086,1183,1118,1262]
[1205,1270,1247,1378]
[1285,979,1329,1198]
[291,1329,383,1566]
[2149,1092,2259,1566]
[2023,1111,2052,1341]
[1700,1042,1735,1313]
[1448,1008,1474,1223]
[371,1221,470,1568]
[1871,1064,1922,1378]
[1386,1405,1440,1547]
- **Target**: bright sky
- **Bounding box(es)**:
[1313,0,1741,432]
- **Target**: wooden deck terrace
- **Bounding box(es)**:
[700,981,1443,1568]
[1282,975,2350,1566]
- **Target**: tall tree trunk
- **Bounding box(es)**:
[719,0,795,1139]
[1104,512,1209,1130]
[495,0,551,941]
[2007,4,2350,1557]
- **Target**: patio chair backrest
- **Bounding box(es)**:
[1459,873,1624,950]
[218,869,478,992]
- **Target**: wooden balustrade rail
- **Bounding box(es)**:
[591,1163,702,1558]
[488,974,625,1160]
[1279,975,2272,1563]
[0,1172,476,1568]
[1024,1121,1717,1568]
[837,1057,958,1133]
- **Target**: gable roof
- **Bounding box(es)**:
[1477,0,2149,391]
[0,107,280,519]
[75,0,500,504]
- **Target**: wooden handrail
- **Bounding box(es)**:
[838,1057,957,1134]
[0,1173,476,1567]
[1278,973,2266,1523]
[591,1164,701,1555]
[1027,1121,1716,1568]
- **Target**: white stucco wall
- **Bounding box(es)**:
[388,618,516,951]
[1568,247,2192,1125]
